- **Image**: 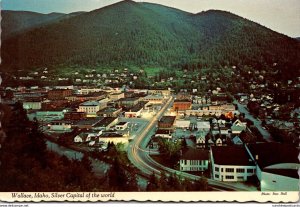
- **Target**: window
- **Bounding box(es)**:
[215,174,219,178]
[221,168,223,172]
[215,167,219,172]
[225,176,234,179]
[225,168,234,173]
[237,168,245,173]
[237,176,244,180]
[247,169,253,173]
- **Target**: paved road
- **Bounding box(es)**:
[127,97,256,191]
[234,100,272,142]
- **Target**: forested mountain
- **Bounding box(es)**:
[1,0,300,78]
[1,10,85,40]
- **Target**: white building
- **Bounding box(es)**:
[23,101,42,110]
[196,121,211,131]
[246,143,300,191]
[211,146,256,182]
[115,122,129,130]
[175,120,190,129]
[180,149,209,172]
[78,101,102,117]
[109,92,125,101]
[143,95,165,104]
[48,120,72,131]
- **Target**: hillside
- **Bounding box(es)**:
[1,0,300,79]
[1,10,85,40]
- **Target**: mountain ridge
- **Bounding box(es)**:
[1,0,299,80]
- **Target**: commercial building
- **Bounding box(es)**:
[173,99,192,112]
[158,116,176,131]
[47,89,72,100]
[180,149,209,172]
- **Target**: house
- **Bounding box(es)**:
[115,122,129,130]
[231,119,247,135]
[78,101,103,117]
[173,99,192,112]
[74,131,102,143]
[48,89,72,100]
[92,117,118,131]
[124,104,143,118]
[180,149,209,172]
[158,116,176,131]
[97,107,122,117]
[196,121,211,132]
[245,143,300,191]
[215,138,223,146]
[232,136,243,145]
[211,146,256,182]
[155,129,172,139]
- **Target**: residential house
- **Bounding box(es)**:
[231,119,247,135]
[196,121,211,132]
[180,149,209,172]
[211,146,256,182]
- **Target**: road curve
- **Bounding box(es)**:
[128,96,255,191]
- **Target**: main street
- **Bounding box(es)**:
[127,96,256,191]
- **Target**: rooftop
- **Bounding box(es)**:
[263,169,299,179]
[93,117,117,128]
[80,101,100,106]
[211,146,255,166]
[159,116,176,125]
[76,118,102,126]
[181,148,209,161]
[246,143,300,169]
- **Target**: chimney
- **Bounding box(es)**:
[255,155,259,160]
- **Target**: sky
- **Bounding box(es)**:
[1,0,300,37]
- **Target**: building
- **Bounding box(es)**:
[65,91,107,102]
[23,101,42,110]
[75,118,103,129]
[173,99,192,112]
[148,89,171,98]
[143,95,164,104]
[124,104,143,118]
[97,107,122,117]
[211,146,256,182]
[118,97,140,108]
[158,116,176,131]
[64,111,87,120]
[92,117,118,131]
[175,120,190,129]
[109,92,125,101]
[98,132,128,145]
[48,120,72,131]
[48,89,72,100]
[231,119,247,135]
[197,121,211,131]
[155,129,172,139]
[246,143,300,191]
[115,122,129,130]
[180,149,209,172]
[78,88,103,95]
[34,110,66,122]
[78,101,103,117]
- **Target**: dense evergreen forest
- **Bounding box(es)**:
[1,0,300,80]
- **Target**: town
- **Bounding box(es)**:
[0,67,299,192]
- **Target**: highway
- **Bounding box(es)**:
[128,96,256,191]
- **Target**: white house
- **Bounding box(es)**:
[196,131,208,148]
[211,146,256,182]
[74,131,102,143]
[215,138,223,146]
[246,143,300,191]
[180,149,209,172]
